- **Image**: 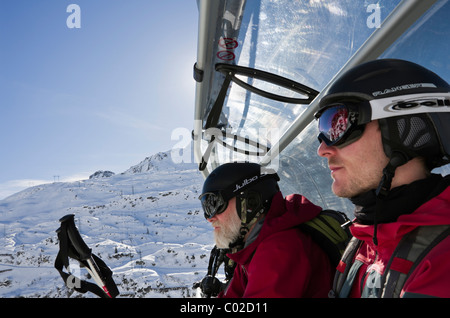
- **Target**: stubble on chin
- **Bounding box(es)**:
[331,166,383,198]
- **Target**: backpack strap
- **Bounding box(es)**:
[299,209,352,269]
[329,236,362,298]
[330,224,450,298]
[380,224,450,298]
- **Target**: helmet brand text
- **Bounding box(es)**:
[233,175,259,193]
[372,83,437,97]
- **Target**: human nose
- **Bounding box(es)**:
[317,140,335,158]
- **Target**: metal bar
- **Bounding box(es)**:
[193,0,220,177]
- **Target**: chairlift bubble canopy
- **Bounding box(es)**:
[193,0,450,213]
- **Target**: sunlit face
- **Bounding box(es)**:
[317,121,389,198]
[207,197,241,248]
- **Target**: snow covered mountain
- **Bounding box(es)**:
[0,150,215,298]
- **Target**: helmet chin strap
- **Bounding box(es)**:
[373,152,409,246]
[228,195,265,252]
[375,163,396,199]
[376,151,410,198]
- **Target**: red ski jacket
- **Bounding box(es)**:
[219,192,334,298]
[345,185,450,298]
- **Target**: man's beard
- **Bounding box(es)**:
[212,211,242,248]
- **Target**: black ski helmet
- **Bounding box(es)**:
[316,59,450,171]
[199,162,280,223]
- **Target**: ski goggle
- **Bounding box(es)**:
[315,103,366,147]
[199,191,229,219]
[315,92,450,147]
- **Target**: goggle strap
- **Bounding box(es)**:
[237,192,265,227]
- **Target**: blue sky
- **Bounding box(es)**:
[0,1,198,199]
[1,1,449,200]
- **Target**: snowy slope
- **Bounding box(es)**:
[0,151,215,298]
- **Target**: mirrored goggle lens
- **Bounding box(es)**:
[199,192,228,219]
[318,105,352,145]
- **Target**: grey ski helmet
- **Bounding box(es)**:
[199,162,280,224]
[315,59,450,171]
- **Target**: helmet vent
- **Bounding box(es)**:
[414,132,432,148]
[396,116,431,150]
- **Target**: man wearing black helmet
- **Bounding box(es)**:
[198,162,334,298]
[315,58,450,298]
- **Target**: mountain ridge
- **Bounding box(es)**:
[0,150,213,298]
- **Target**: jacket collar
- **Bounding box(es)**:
[351,174,447,225]
[227,191,322,264]
[351,182,450,246]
